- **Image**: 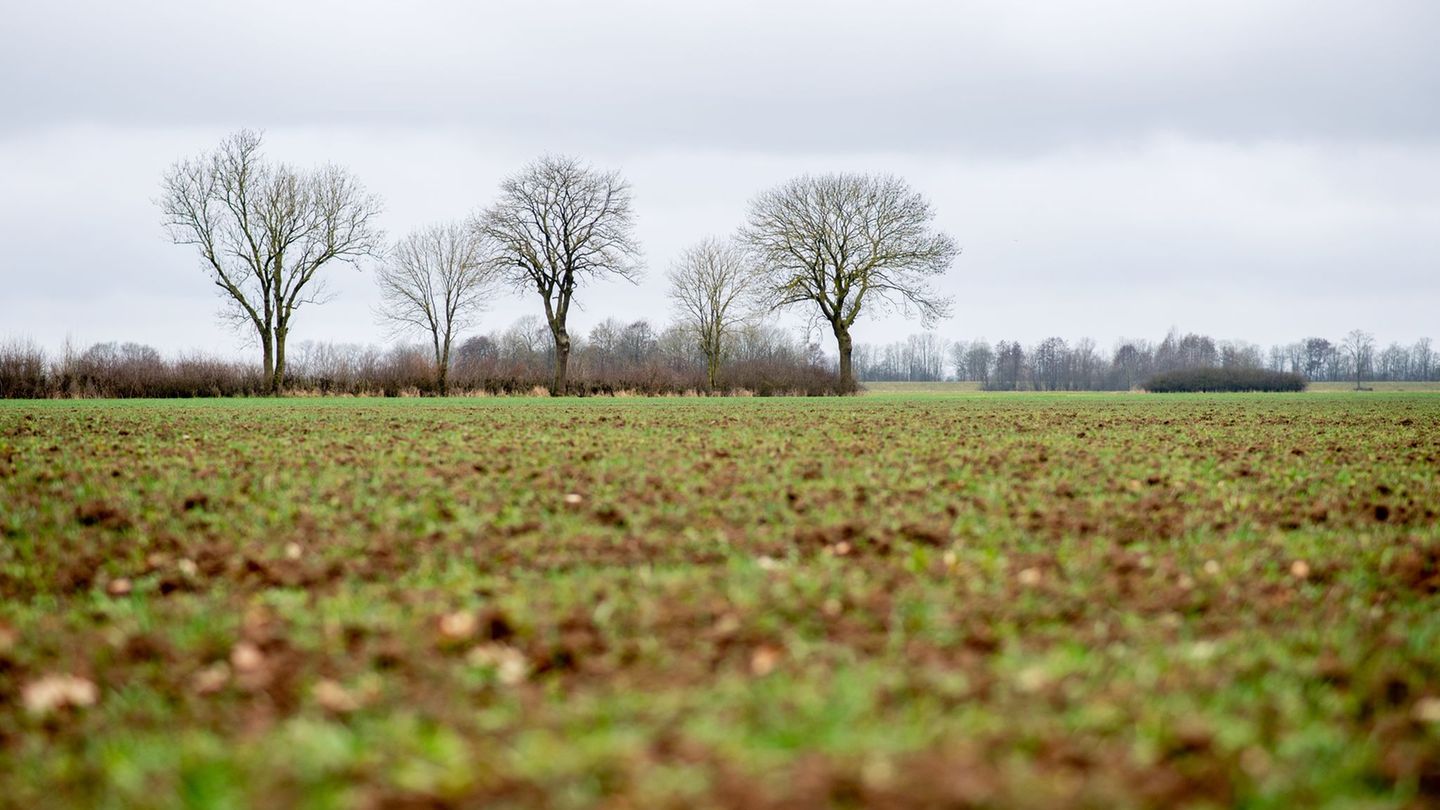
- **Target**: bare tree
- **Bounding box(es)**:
[1412,337,1433,381]
[474,155,641,395]
[375,223,495,394]
[160,130,383,393]
[964,340,995,386]
[1343,329,1376,389]
[741,173,958,391]
[666,237,757,390]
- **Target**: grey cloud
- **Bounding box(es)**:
[1,1,1438,358]
[2,1,1438,152]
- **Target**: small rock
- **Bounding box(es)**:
[1203,560,1222,576]
[22,674,98,715]
[1290,560,1311,580]
[468,644,528,685]
[107,578,133,597]
[191,662,230,694]
[284,542,303,560]
[177,558,199,577]
[313,679,360,713]
[750,645,781,676]
[1414,697,1440,724]
[438,611,478,642]
[713,614,742,637]
[230,641,265,674]
[1016,665,1049,693]
[562,492,584,506]
[1187,640,1218,662]
[1017,567,1043,587]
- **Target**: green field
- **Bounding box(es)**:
[864,381,1440,395]
[1307,381,1440,393]
[2,394,1438,808]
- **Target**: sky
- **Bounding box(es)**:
[2,0,1438,360]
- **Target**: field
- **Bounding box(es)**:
[1,393,1438,808]
[1307,382,1440,393]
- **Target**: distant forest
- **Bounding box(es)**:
[0,321,1428,399]
[855,328,1433,390]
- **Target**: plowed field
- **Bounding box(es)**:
[1,394,1437,808]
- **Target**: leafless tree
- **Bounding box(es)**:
[474,155,641,395]
[741,173,958,391]
[160,130,382,393]
[1343,329,1376,390]
[666,237,757,390]
[1414,337,1434,381]
[375,222,495,394]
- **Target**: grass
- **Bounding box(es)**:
[864,380,1440,394]
[1308,381,1440,393]
[1,393,1438,808]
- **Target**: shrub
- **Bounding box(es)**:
[1,338,849,398]
[0,340,48,399]
[1143,367,1307,393]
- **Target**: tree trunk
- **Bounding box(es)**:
[272,325,287,395]
[706,353,719,392]
[551,327,570,396]
[834,323,855,393]
[260,325,275,394]
[437,338,450,397]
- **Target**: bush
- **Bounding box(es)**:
[0,338,849,398]
[0,340,48,399]
[1143,367,1307,393]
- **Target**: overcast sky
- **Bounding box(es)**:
[2,0,1437,359]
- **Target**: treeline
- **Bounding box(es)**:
[0,318,840,399]
[854,329,1436,390]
